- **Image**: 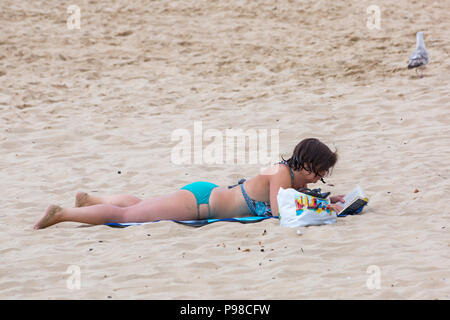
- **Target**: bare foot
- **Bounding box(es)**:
[75,192,90,207]
[34,205,63,229]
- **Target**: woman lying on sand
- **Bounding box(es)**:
[34,138,345,229]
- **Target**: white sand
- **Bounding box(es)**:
[0,0,449,299]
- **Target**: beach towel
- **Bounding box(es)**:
[106,215,277,228]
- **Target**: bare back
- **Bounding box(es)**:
[209,164,297,219]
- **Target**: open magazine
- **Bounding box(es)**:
[335,186,369,217]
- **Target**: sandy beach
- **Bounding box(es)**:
[0,0,449,299]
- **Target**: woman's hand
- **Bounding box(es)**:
[330,194,345,204]
[329,203,344,213]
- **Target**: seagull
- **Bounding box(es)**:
[408,31,429,78]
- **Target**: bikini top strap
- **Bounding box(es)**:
[228,178,246,189]
[240,182,256,214]
[279,160,294,188]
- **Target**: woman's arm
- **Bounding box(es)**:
[268,169,293,217]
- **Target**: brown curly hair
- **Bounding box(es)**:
[282,138,337,181]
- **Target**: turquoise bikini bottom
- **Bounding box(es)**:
[180,181,219,218]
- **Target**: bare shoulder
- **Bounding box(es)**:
[260,163,292,186]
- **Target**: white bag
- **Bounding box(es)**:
[277,187,337,228]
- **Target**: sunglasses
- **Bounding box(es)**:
[317,174,327,184]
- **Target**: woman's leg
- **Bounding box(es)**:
[34,190,199,229]
[75,192,142,208]
[34,204,126,229]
